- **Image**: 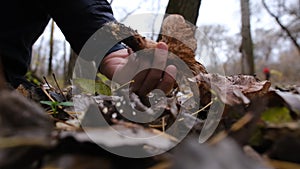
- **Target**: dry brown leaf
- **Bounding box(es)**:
[191,73,271,106]
[161,14,207,75]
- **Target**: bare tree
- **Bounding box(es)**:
[262,0,300,55]
[63,41,68,84]
[240,0,255,75]
[65,49,78,85]
[32,36,44,73]
[198,25,229,66]
[253,28,280,62]
[48,19,55,76]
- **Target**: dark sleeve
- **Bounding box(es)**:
[41,0,125,56]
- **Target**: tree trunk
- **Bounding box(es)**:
[33,36,44,73]
[63,41,68,85]
[158,0,201,41]
[165,0,202,25]
[240,0,255,75]
[48,20,55,76]
[65,49,78,85]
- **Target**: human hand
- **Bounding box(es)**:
[99,42,177,97]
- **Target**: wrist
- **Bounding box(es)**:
[99,49,129,79]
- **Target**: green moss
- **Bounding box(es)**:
[261,107,292,124]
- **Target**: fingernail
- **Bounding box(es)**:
[166,65,177,79]
[156,42,168,50]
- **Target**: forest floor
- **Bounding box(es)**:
[1,72,300,169]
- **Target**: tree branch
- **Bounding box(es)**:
[262,0,300,55]
[119,4,142,22]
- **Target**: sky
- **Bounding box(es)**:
[111,0,241,34]
[197,0,241,34]
[110,0,275,34]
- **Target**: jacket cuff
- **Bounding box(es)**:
[105,43,126,56]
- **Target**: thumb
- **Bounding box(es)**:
[152,42,168,69]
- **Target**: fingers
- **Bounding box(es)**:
[113,52,139,84]
[130,52,152,93]
[137,42,169,96]
[156,65,177,94]
[152,42,168,70]
[136,68,163,96]
[103,42,176,99]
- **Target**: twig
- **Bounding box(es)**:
[0,137,49,148]
[43,76,52,89]
[190,100,213,117]
[52,73,67,101]
[265,159,300,169]
[50,116,78,129]
[149,124,164,128]
[209,113,253,145]
[41,85,56,102]
[162,116,166,132]
[151,128,179,143]
[41,83,76,120]
[178,100,213,122]
[112,80,135,92]
[119,4,142,22]
[262,0,300,55]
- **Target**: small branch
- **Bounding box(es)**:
[178,99,213,122]
[0,137,49,148]
[209,113,254,145]
[50,116,78,129]
[40,84,56,103]
[43,76,52,89]
[262,0,300,55]
[52,73,67,101]
[119,4,142,22]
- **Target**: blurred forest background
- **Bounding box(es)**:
[30,0,300,86]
